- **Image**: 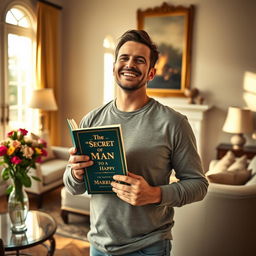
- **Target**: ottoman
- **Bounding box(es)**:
[60,186,91,224]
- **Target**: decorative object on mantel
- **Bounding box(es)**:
[184,88,204,104]
[222,107,254,150]
[0,129,47,233]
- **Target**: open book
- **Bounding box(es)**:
[67,119,128,194]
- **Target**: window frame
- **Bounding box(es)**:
[0,0,37,136]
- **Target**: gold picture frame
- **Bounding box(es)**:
[137,2,194,97]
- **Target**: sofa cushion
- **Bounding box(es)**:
[208,151,235,174]
[207,169,252,185]
[227,155,248,172]
[41,159,67,185]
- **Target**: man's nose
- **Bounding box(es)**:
[126,58,135,68]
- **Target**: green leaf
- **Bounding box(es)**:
[1,167,10,181]
[31,176,41,182]
[6,184,13,195]
[21,173,32,187]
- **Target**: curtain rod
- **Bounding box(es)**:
[38,0,63,10]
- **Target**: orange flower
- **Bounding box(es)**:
[7,146,15,155]
[11,140,21,148]
[35,147,42,155]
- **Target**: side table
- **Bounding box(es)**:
[216,143,256,160]
[0,210,57,256]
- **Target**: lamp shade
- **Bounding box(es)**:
[28,88,58,111]
[222,107,254,134]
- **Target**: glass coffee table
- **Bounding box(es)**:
[0,210,57,256]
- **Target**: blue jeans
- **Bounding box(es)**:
[90,240,171,256]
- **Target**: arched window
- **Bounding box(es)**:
[103,35,115,104]
[1,2,37,137]
[6,7,30,27]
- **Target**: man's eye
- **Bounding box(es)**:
[119,57,128,62]
[136,59,145,64]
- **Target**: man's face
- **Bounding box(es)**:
[113,41,155,91]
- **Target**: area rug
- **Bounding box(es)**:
[46,206,90,241]
[40,190,90,242]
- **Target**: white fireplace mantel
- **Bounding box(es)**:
[155,97,212,162]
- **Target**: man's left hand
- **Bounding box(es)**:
[111,172,162,206]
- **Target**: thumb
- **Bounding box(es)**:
[69,147,77,155]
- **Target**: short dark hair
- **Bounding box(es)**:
[114,30,159,69]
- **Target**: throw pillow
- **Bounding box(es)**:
[227,155,248,172]
[208,151,236,174]
[248,156,256,176]
[207,169,252,185]
[30,132,55,162]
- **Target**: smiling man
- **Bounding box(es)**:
[64,30,208,256]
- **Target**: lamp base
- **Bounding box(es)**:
[230,134,246,150]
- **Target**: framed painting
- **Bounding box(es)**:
[137,2,194,97]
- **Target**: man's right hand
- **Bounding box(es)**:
[68,147,94,181]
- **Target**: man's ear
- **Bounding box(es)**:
[148,68,156,81]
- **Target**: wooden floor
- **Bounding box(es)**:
[0,188,90,256]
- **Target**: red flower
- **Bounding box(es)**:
[7,131,14,138]
[0,145,8,156]
[11,156,22,165]
[41,149,48,157]
[36,157,42,163]
[18,128,28,136]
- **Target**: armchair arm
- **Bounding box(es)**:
[208,182,256,199]
[51,146,70,160]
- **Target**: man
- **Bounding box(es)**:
[63,30,208,256]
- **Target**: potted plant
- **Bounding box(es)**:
[0,128,47,233]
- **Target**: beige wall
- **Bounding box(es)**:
[60,0,256,170]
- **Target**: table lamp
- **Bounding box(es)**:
[28,88,58,133]
[222,107,254,150]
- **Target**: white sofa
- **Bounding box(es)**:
[25,146,69,208]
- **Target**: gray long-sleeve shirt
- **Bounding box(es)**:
[63,98,208,255]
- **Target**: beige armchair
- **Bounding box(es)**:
[171,156,256,256]
[25,146,69,208]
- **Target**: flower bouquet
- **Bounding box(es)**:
[0,128,47,232]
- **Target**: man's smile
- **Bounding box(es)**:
[120,68,141,78]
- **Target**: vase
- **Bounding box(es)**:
[8,179,29,233]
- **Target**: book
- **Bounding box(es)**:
[67,119,128,194]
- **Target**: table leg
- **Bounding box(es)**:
[47,236,56,256]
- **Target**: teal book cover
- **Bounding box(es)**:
[67,119,128,194]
